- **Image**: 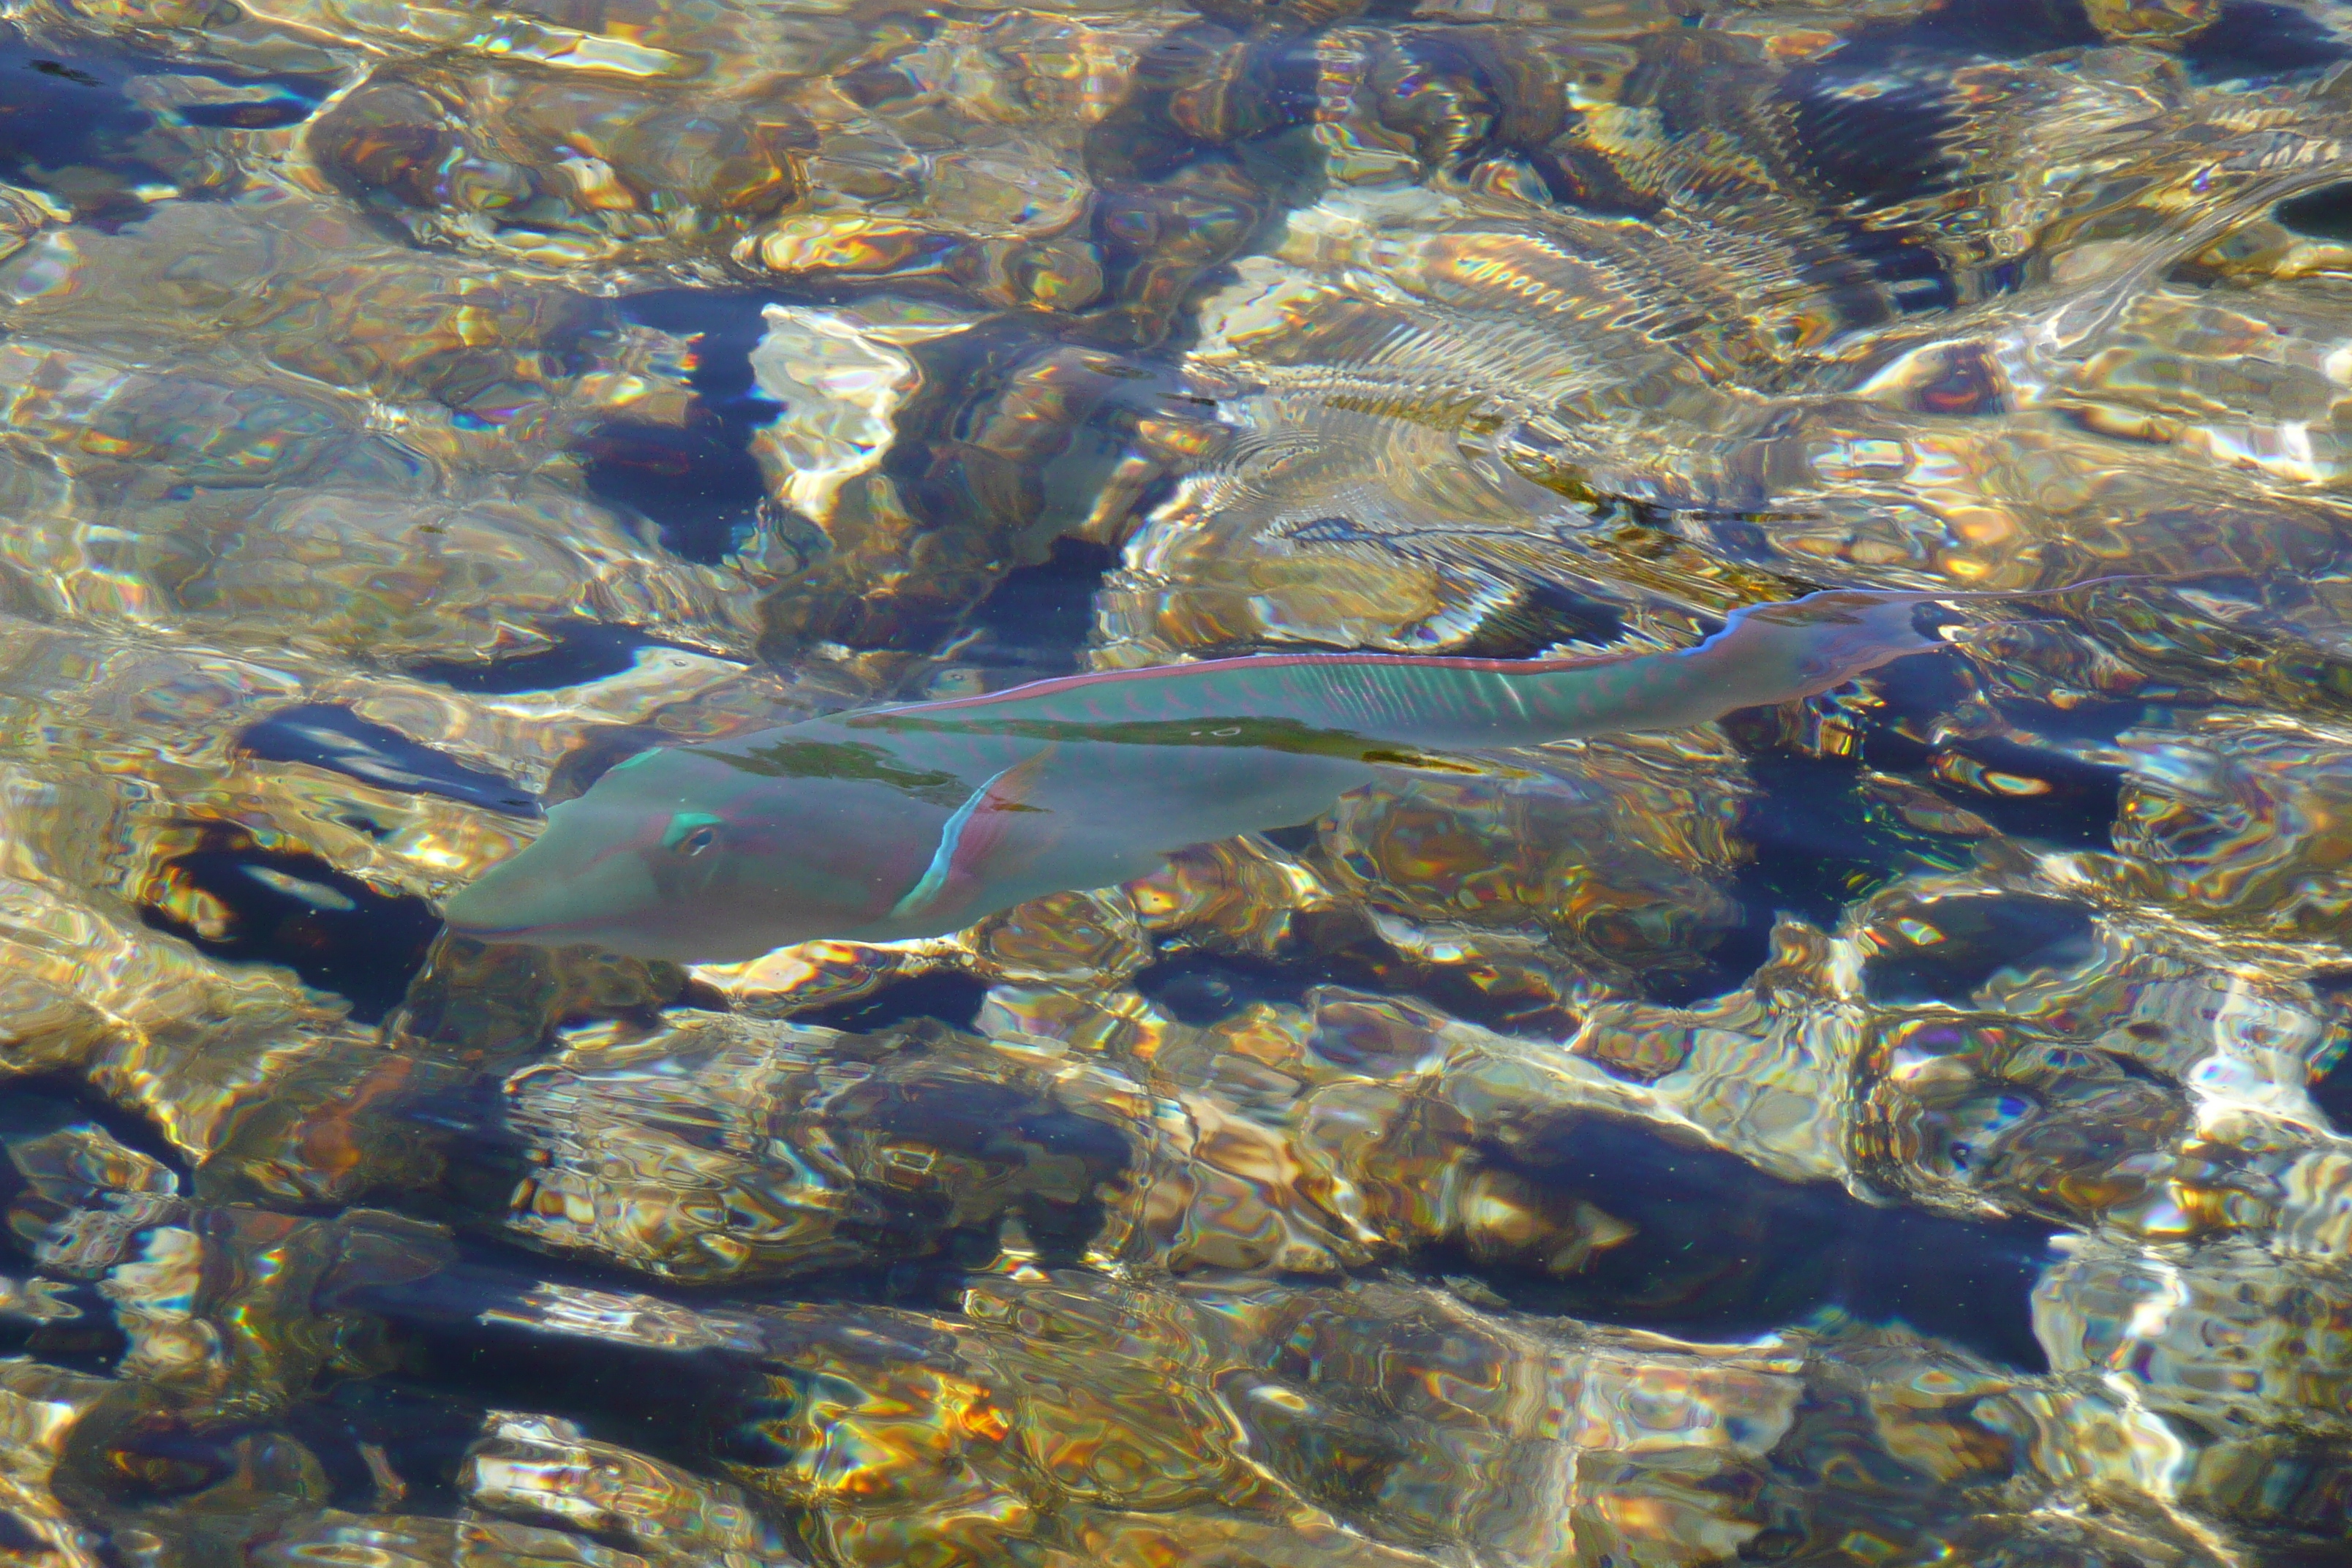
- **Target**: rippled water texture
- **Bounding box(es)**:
[1,0,2352,1561]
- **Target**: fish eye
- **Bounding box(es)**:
[661,810,725,855]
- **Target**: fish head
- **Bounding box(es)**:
[442,746,894,962]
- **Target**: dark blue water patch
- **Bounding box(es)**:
[1706,748,2065,976]
[0,41,337,224]
[56,1375,486,1518]
[1361,30,1523,173]
[1991,693,2190,745]
[954,536,1118,676]
[0,1275,124,1375]
[1259,821,1319,854]
[1135,930,1581,1038]
[281,1383,483,1518]
[2309,968,2352,1134]
[1664,750,1946,1005]
[1082,154,1267,342]
[542,724,671,805]
[1278,517,1380,544]
[1862,0,2348,83]
[578,418,769,567]
[570,290,790,566]
[0,35,170,224]
[1523,138,1666,221]
[1770,56,1971,320]
[0,1074,195,1186]
[174,91,315,129]
[1861,894,2097,1006]
[0,1082,176,1372]
[410,1026,1127,1271]
[1836,222,1962,315]
[1891,0,2104,56]
[137,826,441,1021]
[1138,949,1326,1025]
[1093,26,1324,178]
[826,1054,1130,1263]
[1463,579,1628,658]
[328,1237,980,1485]
[0,1513,51,1555]
[2312,1028,2352,1137]
[0,1082,186,1371]
[1260,31,1335,133]
[615,289,786,442]
[1924,733,2124,847]
[797,970,991,1034]
[1438,1110,2058,1370]
[303,1222,823,1504]
[2,49,139,148]
[166,64,338,130]
[1854,650,2127,850]
[336,1261,739,1436]
[236,704,540,818]
[400,1317,763,1480]
[2182,2,2350,83]
[1678,657,2127,1004]
[406,622,723,695]
[2276,181,2352,243]
[1779,64,1956,214]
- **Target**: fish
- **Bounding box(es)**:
[440,586,2033,962]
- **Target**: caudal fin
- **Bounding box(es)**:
[1702,575,2154,701]
[1703,589,1951,699]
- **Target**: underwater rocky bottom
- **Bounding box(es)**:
[0,0,2351,1561]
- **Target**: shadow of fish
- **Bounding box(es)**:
[442,587,2040,962]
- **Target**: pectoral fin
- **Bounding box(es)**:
[889,750,1052,921]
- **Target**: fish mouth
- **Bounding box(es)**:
[440,859,690,958]
[439,899,633,950]
[440,915,565,942]
[439,912,569,945]
[438,875,593,946]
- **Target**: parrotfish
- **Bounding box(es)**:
[442,588,1990,962]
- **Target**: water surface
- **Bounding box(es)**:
[0,0,2348,1562]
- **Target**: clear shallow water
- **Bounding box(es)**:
[0,0,2347,1561]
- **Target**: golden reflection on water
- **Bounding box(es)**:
[0,0,2348,1561]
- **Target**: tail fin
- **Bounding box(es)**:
[1699,574,2149,701]
[1703,589,1950,699]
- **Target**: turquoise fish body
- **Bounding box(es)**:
[443,589,1959,962]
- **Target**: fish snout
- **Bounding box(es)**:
[440,800,774,960]
[440,798,666,950]
[440,853,581,946]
